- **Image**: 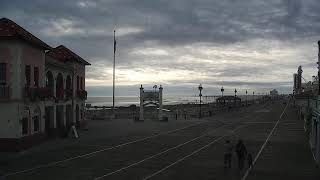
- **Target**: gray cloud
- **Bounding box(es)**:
[1,0,320,95]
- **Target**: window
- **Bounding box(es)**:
[0,63,6,85]
[22,117,28,135]
[33,116,39,132]
[77,76,79,90]
[80,77,83,90]
[25,65,31,86]
[45,75,49,87]
[34,67,39,87]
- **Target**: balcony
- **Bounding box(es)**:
[77,90,87,100]
[65,89,73,99]
[56,88,64,100]
[0,85,10,100]
[38,87,54,100]
[24,87,53,101]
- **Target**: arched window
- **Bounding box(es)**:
[76,76,79,91]
[66,75,71,90]
[46,71,54,88]
[56,73,64,99]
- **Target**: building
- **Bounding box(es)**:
[216,96,241,107]
[311,97,320,165]
[270,89,278,96]
[0,18,90,151]
[293,42,320,166]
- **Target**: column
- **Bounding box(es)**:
[317,120,320,163]
[140,85,144,121]
[159,85,163,121]
[53,73,56,97]
[53,105,56,128]
[62,105,66,127]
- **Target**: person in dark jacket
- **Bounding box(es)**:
[224,140,233,168]
[235,139,247,170]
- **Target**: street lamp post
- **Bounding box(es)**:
[221,86,224,97]
[246,90,248,106]
[318,41,320,95]
[253,91,255,104]
[234,88,237,107]
[198,84,203,118]
[153,84,157,102]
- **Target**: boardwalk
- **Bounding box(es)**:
[1,100,319,180]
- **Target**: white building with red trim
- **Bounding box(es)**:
[0,18,90,151]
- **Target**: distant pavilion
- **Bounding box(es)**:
[216,96,241,106]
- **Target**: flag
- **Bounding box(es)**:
[114,39,116,53]
[114,30,116,53]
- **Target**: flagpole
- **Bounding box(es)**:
[113,30,116,113]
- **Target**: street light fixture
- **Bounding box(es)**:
[198,84,203,118]
[221,86,224,97]
[246,90,248,106]
[153,84,157,102]
[253,91,255,104]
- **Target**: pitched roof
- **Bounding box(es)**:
[46,45,91,65]
[0,18,51,50]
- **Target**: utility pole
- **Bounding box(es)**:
[246,89,248,106]
[317,41,320,95]
[113,30,116,114]
[221,86,224,97]
[198,84,203,118]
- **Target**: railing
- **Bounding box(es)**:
[0,85,10,99]
[38,87,54,99]
[65,89,73,99]
[23,86,34,99]
[56,88,64,100]
[77,90,87,100]
[24,87,53,101]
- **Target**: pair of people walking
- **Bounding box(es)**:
[224,139,253,170]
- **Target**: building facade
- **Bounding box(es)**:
[311,98,320,165]
[293,42,320,166]
[0,18,90,151]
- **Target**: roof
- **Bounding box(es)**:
[0,18,51,50]
[46,45,91,65]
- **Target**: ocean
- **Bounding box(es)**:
[86,95,259,107]
[86,96,202,107]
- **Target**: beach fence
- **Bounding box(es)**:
[85,96,269,121]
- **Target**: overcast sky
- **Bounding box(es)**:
[2,0,320,96]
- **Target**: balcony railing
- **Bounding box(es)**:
[0,85,10,99]
[65,89,73,99]
[56,88,64,100]
[77,90,87,100]
[24,87,53,101]
[38,87,54,99]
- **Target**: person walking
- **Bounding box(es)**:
[224,140,233,168]
[235,139,247,170]
[247,153,253,168]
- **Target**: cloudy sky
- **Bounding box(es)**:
[2,0,320,96]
